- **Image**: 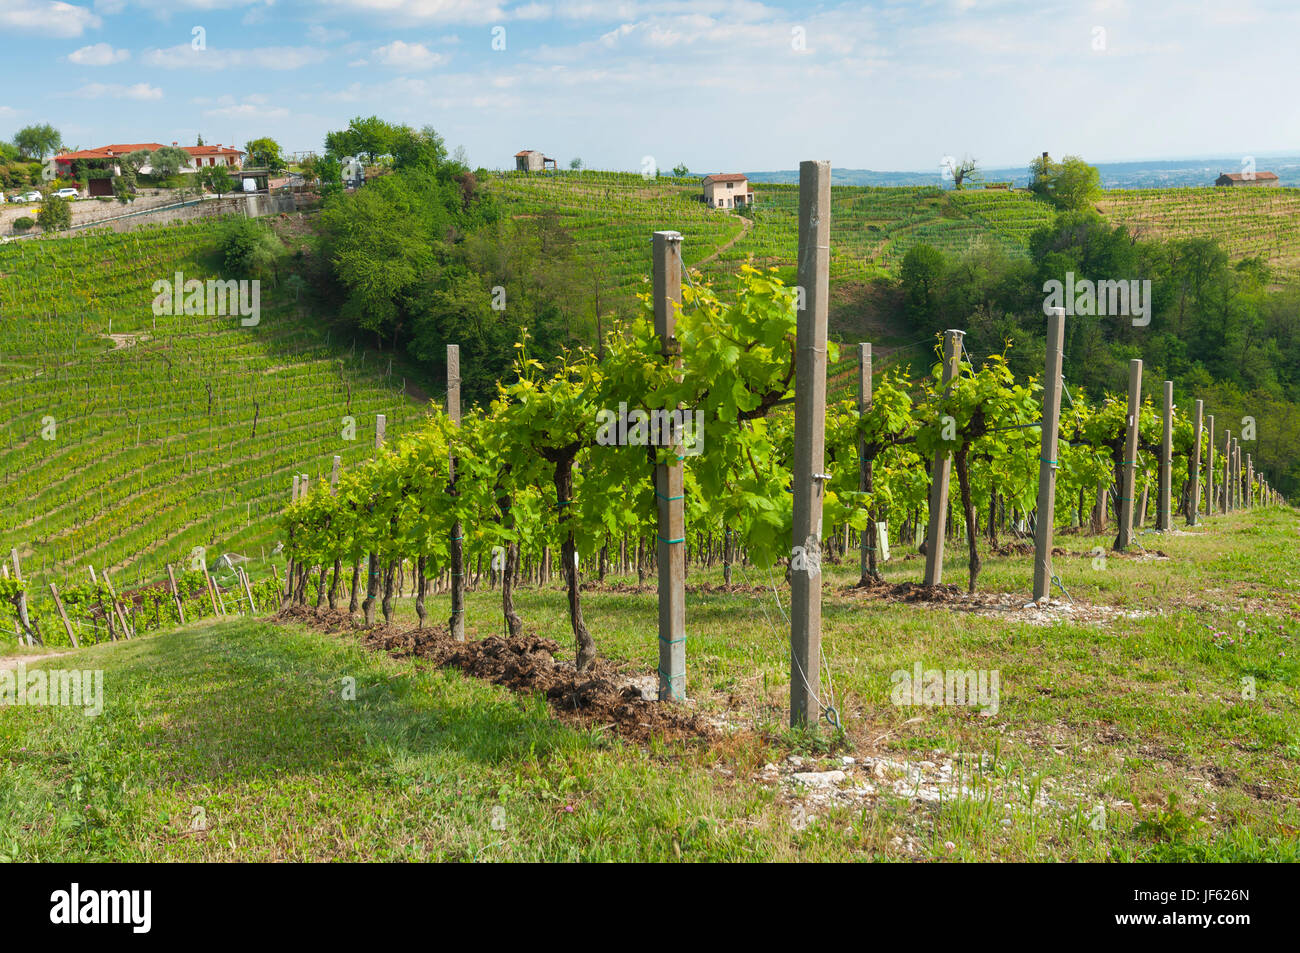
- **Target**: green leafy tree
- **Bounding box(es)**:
[150,146,192,177]
[36,194,71,231]
[671,163,690,177]
[244,136,286,173]
[198,165,236,197]
[14,124,62,159]
[569,157,582,170]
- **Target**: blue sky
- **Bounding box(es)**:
[2,0,1298,174]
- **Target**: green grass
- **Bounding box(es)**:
[4,505,1296,861]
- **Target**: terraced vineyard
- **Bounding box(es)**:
[0,219,428,593]
[1098,187,1300,277]
[488,173,1059,305]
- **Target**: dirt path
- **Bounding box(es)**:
[695,213,752,267]
[1,651,71,671]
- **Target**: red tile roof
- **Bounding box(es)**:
[703,173,748,183]
[53,142,244,162]
[1220,171,1279,181]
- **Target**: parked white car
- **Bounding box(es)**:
[53,187,80,199]
[12,191,41,203]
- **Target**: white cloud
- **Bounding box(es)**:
[317,0,506,24]
[142,44,329,70]
[67,42,131,65]
[307,23,349,43]
[73,82,164,100]
[0,0,101,36]
[372,40,446,70]
[203,99,289,120]
[0,105,17,117]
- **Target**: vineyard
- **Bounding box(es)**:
[0,218,428,616]
[1,174,1296,865]
[1098,187,1300,278]
[487,173,1059,307]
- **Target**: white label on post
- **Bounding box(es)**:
[876,522,890,562]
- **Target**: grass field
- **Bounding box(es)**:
[4,504,1295,861]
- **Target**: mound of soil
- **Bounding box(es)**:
[846,580,966,603]
[274,606,717,744]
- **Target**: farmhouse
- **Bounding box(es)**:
[44,142,245,184]
[702,173,755,209]
[1215,171,1279,187]
[515,150,557,172]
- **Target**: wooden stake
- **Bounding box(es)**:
[1189,400,1203,526]
[857,342,876,585]
[1115,359,1142,550]
[1032,307,1064,601]
[49,583,78,648]
[1157,380,1173,531]
[790,159,830,727]
[653,230,686,702]
[924,330,963,585]
[167,563,186,623]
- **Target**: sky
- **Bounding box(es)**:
[1,0,1298,175]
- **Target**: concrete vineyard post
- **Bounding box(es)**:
[924,330,963,585]
[653,230,686,702]
[1157,380,1173,531]
[375,414,386,450]
[330,455,341,492]
[1189,400,1203,526]
[447,345,465,641]
[1115,359,1142,551]
[1032,307,1064,601]
[790,159,830,728]
[1206,415,1215,514]
[1222,431,1231,513]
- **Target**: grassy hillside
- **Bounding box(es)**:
[3,505,1296,861]
[487,171,1057,303]
[0,218,429,593]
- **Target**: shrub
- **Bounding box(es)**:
[12,217,35,232]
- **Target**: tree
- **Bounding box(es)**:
[325,116,399,164]
[198,165,236,197]
[569,157,582,171]
[1029,153,1101,210]
[220,218,283,283]
[900,244,947,328]
[245,136,286,173]
[14,124,62,160]
[1052,156,1103,211]
[150,146,192,177]
[37,194,71,231]
[943,155,980,190]
[122,150,153,174]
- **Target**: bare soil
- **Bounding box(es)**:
[274,605,718,744]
